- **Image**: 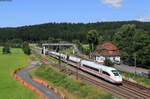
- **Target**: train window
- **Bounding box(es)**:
[69,59,77,63]
[83,64,99,72]
[113,73,119,76]
[102,71,110,76]
[111,70,119,76]
[111,70,118,73]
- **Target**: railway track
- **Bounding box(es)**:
[59,64,150,99]
[32,47,150,99]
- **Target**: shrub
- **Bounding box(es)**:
[104,58,114,67]
[22,42,31,55]
[2,45,11,54]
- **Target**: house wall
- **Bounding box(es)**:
[114,56,120,62]
[96,56,105,63]
[95,56,120,63]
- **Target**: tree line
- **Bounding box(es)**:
[1,41,31,55]
[0,21,150,68]
[0,21,150,43]
[86,24,150,68]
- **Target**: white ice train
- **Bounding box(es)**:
[48,51,122,84]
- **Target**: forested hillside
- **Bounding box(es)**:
[0,21,150,43]
[0,21,150,68]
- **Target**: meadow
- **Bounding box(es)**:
[30,65,113,99]
[0,47,37,99]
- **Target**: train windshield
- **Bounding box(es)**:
[111,70,119,76]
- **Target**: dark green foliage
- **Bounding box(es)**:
[87,30,99,52]
[113,24,150,67]
[0,21,150,68]
[0,39,23,48]
[104,58,114,67]
[1,21,150,43]
[72,40,82,52]
[82,48,90,55]
[82,45,90,55]
[2,45,10,54]
[8,39,23,48]
[22,42,31,55]
[48,37,62,43]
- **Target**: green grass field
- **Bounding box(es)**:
[0,47,37,99]
[30,65,113,99]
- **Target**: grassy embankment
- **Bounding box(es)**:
[0,47,37,99]
[30,65,113,99]
[119,70,150,87]
[30,52,113,99]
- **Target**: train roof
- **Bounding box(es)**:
[69,56,81,62]
[81,60,116,71]
[49,51,116,71]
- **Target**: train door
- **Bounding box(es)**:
[99,69,103,78]
[102,71,111,81]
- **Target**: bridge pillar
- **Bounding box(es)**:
[43,46,46,55]
[73,49,75,54]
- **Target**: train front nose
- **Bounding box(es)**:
[116,76,122,83]
[115,76,122,83]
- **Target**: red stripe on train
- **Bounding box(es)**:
[67,61,118,83]
[50,54,121,83]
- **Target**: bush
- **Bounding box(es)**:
[82,44,90,55]
[22,42,31,55]
[104,58,114,67]
[2,45,10,54]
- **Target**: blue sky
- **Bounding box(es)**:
[0,0,149,27]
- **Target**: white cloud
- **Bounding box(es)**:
[137,15,150,22]
[102,0,123,8]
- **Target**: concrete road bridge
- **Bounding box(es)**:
[42,43,80,55]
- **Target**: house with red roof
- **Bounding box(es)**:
[91,42,120,64]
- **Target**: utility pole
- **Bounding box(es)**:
[59,55,61,71]
[76,59,81,80]
[59,43,61,71]
[43,46,46,55]
[64,54,69,74]
[134,53,136,75]
[133,33,137,75]
[76,62,79,80]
